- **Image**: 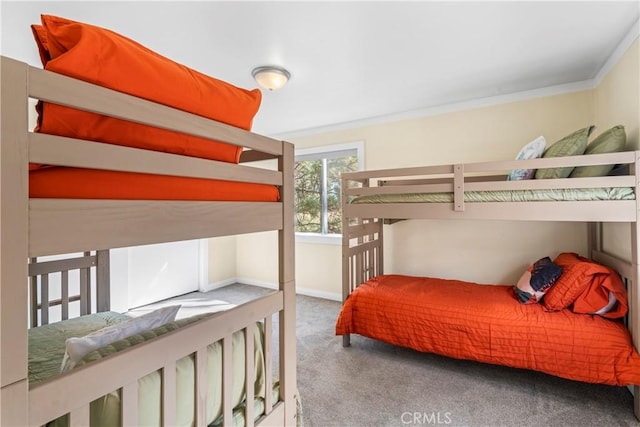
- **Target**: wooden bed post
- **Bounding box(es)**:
[341,173,351,347]
[96,250,111,312]
[0,56,29,425]
[278,141,297,425]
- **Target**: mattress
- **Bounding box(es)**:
[29,311,268,427]
[29,167,280,202]
[335,274,640,386]
[350,187,635,204]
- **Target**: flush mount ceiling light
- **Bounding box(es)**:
[251,66,291,91]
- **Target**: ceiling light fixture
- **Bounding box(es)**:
[251,65,291,91]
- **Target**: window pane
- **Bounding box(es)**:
[327,155,358,234]
[294,159,322,233]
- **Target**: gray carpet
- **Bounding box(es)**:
[143,284,639,427]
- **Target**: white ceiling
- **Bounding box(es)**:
[1,1,639,138]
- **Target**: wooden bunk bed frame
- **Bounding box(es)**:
[0,56,297,426]
[341,151,640,420]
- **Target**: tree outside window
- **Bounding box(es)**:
[294,147,359,235]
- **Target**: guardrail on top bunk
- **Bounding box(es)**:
[341,151,639,222]
[1,55,289,258]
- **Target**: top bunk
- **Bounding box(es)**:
[342,150,639,222]
[1,55,293,258]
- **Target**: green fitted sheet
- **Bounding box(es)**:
[351,187,635,204]
[29,311,269,427]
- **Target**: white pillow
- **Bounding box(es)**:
[61,305,180,373]
[507,136,546,180]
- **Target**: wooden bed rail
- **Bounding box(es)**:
[28,250,110,327]
[341,151,639,222]
[29,291,284,426]
[343,151,636,182]
[1,56,289,257]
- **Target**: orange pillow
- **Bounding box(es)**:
[572,268,627,319]
[542,252,607,311]
[31,15,261,165]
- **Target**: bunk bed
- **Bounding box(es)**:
[336,150,640,420]
[0,25,296,427]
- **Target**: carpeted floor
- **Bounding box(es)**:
[139,284,639,427]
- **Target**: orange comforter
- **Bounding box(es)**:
[335,274,640,386]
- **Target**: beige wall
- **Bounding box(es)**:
[594,39,639,261]
[207,235,237,285]
[210,37,639,299]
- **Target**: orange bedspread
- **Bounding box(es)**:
[29,167,280,202]
[335,274,640,386]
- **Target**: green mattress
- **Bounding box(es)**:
[351,187,635,204]
[28,311,273,427]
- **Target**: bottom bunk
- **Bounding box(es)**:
[27,252,301,426]
[336,267,640,387]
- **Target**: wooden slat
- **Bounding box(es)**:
[29,200,283,257]
[29,260,38,328]
[28,65,282,155]
[36,295,81,311]
[345,175,635,197]
[346,221,380,239]
[453,164,464,211]
[79,261,89,316]
[121,381,138,427]
[28,255,96,276]
[96,250,110,312]
[464,151,636,173]
[263,316,273,415]
[162,361,177,427]
[40,275,49,325]
[345,183,454,196]
[222,335,232,426]
[195,348,208,427]
[245,324,255,427]
[61,270,69,321]
[378,225,384,276]
[347,239,380,256]
[344,164,454,181]
[29,133,282,186]
[29,292,283,425]
[345,200,637,222]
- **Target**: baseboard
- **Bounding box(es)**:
[200,277,237,293]
[207,277,342,302]
[296,287,341,302]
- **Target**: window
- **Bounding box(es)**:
[294,142,363,240]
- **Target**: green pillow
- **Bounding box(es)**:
[534,126,595,179]
[570,125,626,178]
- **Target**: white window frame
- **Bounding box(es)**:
[294,141,364,245]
